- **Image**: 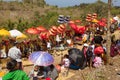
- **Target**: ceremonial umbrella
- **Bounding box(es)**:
[16,34,28,39]
[0,29,10,37]
[29,51,54,66]
[36,26,47,33]
[9,29,22,37]
[26,27,40,34]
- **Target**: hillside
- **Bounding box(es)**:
[0,1,120,31]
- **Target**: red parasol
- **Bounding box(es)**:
[69,22,77,30]
[51,26,57,31]
[39,31,50,40]
[57,27,64,33]
[26,27,40,34]
[101,18,107,23]
[59,24,66,30]
[98,21,106,27]
[68,20,75,24]
[36,26,47,32]
[75,20,81,23]
[77,26,86,34]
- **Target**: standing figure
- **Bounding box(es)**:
[8,41,23,70]
[2,60,29,80]
[61,54,70,77]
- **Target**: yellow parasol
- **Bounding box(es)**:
[0,29,10,37]
[16,34,28,39]
[92,19,99,23]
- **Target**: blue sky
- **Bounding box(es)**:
[3,0,120,7]
[45,0,120,7]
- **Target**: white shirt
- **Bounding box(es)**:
[56,35,61,42]
[47,42,51,48]
[66,39,71,44]
[8,46,22,60]
[62,58,70,67]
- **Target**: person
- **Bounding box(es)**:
[0,44,7,58]
[37,66,45,80]
[61,54,70,77]
[93,54,103,68]
[56,35,61,47]
[8,41,23,70]
[86,47,93,67]
[47,64,58,80]
[93,33,103,45]
[29,65,40,80]
[47,41,52,50]
[2,60,29,80]
[82,43,89,58]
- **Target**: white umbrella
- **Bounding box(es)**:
[9,29,23,37]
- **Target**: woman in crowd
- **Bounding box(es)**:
[2,60,29,80]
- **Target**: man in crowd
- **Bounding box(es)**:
[8,41,22,70]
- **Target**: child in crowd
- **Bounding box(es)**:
[29,65,40,80]
[93,54,103,68]
[86,46,93,67]
[61,54,70,77]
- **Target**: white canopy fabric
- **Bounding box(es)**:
[9,29,23,37]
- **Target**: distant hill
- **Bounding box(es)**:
[0,0,120,31]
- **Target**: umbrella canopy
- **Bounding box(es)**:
[75,20,81,23]
[9,29,22,37]
[36,26,47,32]
[29,51,54,66]
[68,48,86,69]
[0,29,10,37]
[26,27,40,34]
[16,34,28,39]
[68,48,84,62]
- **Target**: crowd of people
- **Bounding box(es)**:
[0,16,120,80]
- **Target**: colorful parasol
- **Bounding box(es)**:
[26,27,40,34]
[36,26,47,33]
[0,29,10,37]
[9,29,22,37]
[29,51,54,66]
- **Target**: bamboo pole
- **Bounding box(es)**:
[106,0,112,64]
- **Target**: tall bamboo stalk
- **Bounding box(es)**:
[106,0,112,64]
